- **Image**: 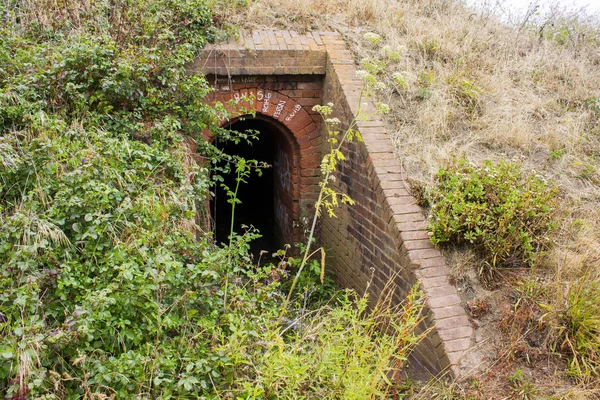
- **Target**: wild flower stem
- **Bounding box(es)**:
[278,93,364,320]
[224,163,244,309]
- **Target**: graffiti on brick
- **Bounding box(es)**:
[273,100,287,118]
[214,88,305,122]
[275,146,291,192]
[211,85,230,92]
[213,76,230,84]
[274,193,292,241]
[233,90,248,104]
[261,91,272,113]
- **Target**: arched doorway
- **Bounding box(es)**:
[212,116,298,255]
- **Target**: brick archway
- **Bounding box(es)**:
[204,89,322,247]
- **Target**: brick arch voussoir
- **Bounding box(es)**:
[203,90,316,143]
[201,90,322,195]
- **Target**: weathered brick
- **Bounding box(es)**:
[408,248,441,260]
[412,257,446,268]
[416,265,448,279]
[387,196,418,207]
[437,325,473,341]
[426,284,459,299]
[382,188,411,199]
[390,204,423,218]
[419,275,451,288]
[435,315,471,331]
[395,213,426,224]
[446,351,464,366]
[441,337,471,353]
[397,221,427,232]
[427,294,462,309]
[403,239,434,251]
[400,230,430,241]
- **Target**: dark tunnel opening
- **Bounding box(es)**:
[212,118,293,256]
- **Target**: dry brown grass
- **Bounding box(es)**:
[225,0,599,194]
[217,0,600,394]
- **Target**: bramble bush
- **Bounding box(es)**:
[426,160,558,273]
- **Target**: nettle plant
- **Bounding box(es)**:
[426,160,558,276]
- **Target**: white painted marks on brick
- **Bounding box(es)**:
[273,100,286,119]
[217,90,304,122]
[233,90,248,104]
[262,92,272,113]
[285,104,302,122]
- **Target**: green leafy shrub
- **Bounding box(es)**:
[0,0,228,396]
[219,285,425,399]
[426,160,558,272]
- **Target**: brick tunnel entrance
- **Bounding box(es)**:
[212,117,298,255]
[201,77,325,256]
[192,31,479,377]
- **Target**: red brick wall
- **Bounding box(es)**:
[320,73,448,375]
[319,33,474,376]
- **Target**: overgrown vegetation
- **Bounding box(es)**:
[542,254,600,385]
[3,0,600,396]
[0,1,425,397]
[219,285,424,399]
